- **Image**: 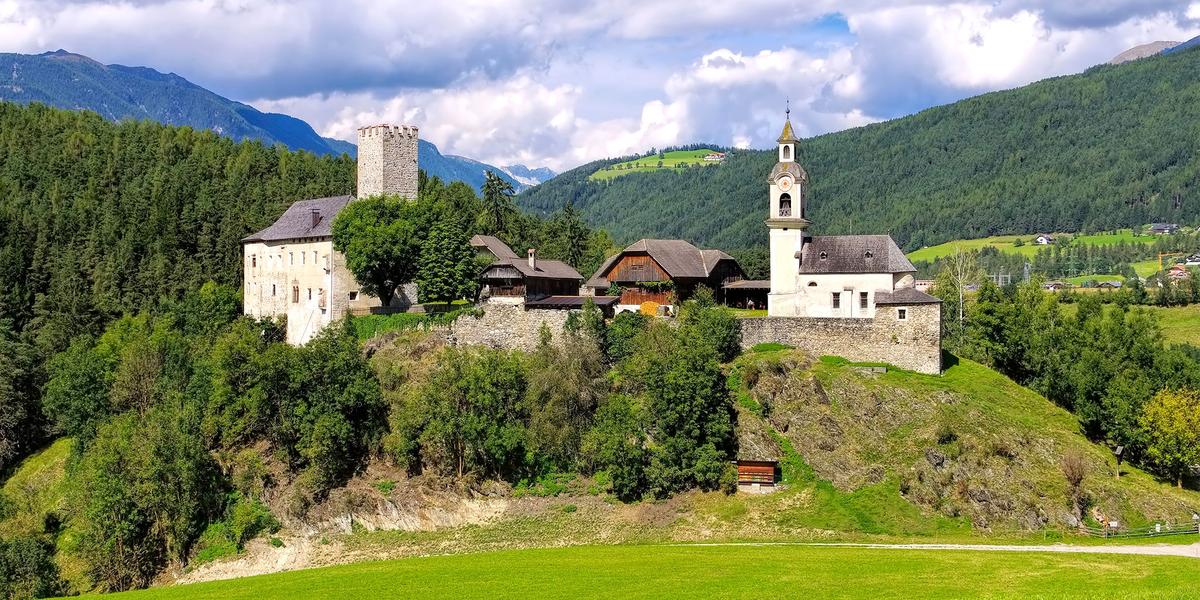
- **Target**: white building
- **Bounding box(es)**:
[765,117,930,318]
[242,124,419,345]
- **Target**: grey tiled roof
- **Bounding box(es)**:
[797,235,916,274]
[589,239,737,287]
[242,196,352,243]
[767,161,808,184]
[874,287,941,305]
[470,235,520,259]
[483,257,582,281]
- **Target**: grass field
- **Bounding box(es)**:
[1156,304,1200,346]
[108,544,1199,599]
[906,229,1157,264]
[589,149,721,181]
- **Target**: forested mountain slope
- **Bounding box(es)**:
[0,50,534,191]
[518,46,1200,252]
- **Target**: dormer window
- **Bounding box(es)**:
[864,251,873,259]
[819,251,828,260]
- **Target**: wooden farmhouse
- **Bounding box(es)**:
[472,235,590,303]
[586,239,746,311]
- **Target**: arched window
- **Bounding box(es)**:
[783,145,792,160]
[779,193,792,217]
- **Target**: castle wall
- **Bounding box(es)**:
[447,301,573,352]
[357,125,419,200]
[243,239,336,344]
[738,302,942,374]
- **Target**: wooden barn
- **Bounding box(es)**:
[480,248,583,300]
[586,239,746,307]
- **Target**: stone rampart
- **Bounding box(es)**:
[738,303,942,374]
[448,302,572,352]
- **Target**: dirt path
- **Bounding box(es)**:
[674,541,1200,558]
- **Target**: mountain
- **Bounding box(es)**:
[502,164,557,187]
[1108,41,1180,65]
[518,45,1200,252]
[0,50,541,192]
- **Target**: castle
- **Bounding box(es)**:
[241,124,420,345]
[241,115,942,373]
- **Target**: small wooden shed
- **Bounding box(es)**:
[736,459,779,487]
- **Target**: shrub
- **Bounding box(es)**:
[0,534,66,599]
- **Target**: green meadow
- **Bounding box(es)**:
[589,149,722,181]
[906,229,1157,264]
[107,544,1198,600]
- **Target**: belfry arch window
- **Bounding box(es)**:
[779,193,792,217]
[783,145,792,160]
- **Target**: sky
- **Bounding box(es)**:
[1,1,1199,172]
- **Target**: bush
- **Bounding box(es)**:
[606,312,648,363]
[0,534,66,599]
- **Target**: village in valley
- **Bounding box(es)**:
[5,4,1200,600]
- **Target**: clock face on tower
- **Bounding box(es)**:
[777,175,793,191]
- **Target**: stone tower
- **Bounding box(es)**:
[356,124,420,200]
[766,115,811,310]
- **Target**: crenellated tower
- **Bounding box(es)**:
[356,124,420,200]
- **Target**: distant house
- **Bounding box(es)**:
[1149,223,1180,235]
[703,151,726,162]
[914,279,935,292]
[1167,264,1192,280]
[1034,234,1055,245]
[1097,280,1123,289]
[1043,281,1068,290]
[1186,253,1200,267]
[587,239,745,310]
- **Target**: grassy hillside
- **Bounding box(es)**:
[589,149,721,181]
[518,47,1200,251]
[107,544,1199,599]
[905,229,1159,263]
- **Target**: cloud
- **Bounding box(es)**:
[3,0,1200,171]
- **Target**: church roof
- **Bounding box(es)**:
[242,195,352,243]
[875,287,942,305]
[796,235,916,274]
[777,119,799,143]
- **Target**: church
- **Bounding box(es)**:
[738,114,943,374]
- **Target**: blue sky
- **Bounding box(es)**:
[1,1,1199,171]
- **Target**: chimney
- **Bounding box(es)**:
[527,248,537,270]
[310,208,321,228]
[356,124,420,201]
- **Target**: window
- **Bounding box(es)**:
[307,288,312,300]
[832,292,841,309]
[782,145,792,160]
[779,193,792,217]
[301,252,306,265]
[271,284,276,297]
[819,251,828,260]
[289,252,294,265]
[348,291,359,301]
[864,251,873,259]
[251,255,257,268]
[313,251,318,264]
[897,308,908,320]
[860,292,868,309]
[292,286,299,303]
[807,281,818,287]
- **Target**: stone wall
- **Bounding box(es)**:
[356,125,419,200]
[739,303,942,374]
[448,301,573,352]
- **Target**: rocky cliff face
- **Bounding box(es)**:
[1108,41,1180,65]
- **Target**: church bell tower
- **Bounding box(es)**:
[766,105,811,315]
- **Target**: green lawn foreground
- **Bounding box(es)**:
[107,544,1197,600]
